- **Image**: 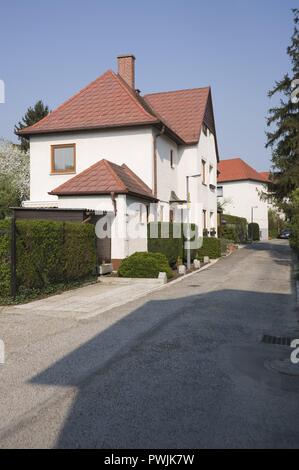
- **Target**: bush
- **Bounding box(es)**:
[148,223,183,266]
[248,222,260,241]
[119,252,173,279]
[0,219,11,298]
[197,237,221,261]
[148,222,200,265]
[16,220,96,290]
[219,214,248,243]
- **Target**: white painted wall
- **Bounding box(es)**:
[218,180,269,240]
[29,127,154,202]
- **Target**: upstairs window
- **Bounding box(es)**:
[170,150,174,169]
[201,159,206,184]
[51,144,76,174]
[217,186,223,197]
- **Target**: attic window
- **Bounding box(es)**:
[51,144,76,174]
[170,150,174,169]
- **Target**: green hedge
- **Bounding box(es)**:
[219,214,248,243]
[0,219,11,298]
[16,220,96,290]
[0,219,96,299]
[119,252,173,279]
[148,222,199,266]
[197,237,221,261]
[248,222,260,241]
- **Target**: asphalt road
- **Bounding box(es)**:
[0,240,299,448]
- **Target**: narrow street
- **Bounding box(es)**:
[0,240,298,448]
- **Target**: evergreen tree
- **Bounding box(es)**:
[15,100,50,151]
[266,9,299,204]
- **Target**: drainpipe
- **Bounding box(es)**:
[153,125,165,198]
[111,192,117,216]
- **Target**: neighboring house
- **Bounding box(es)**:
[18,55,220,269]
[217,158,270,240]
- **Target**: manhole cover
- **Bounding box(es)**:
[262,335,292,346]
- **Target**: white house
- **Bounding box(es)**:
[19,55,220,269]
[217,158,269,240]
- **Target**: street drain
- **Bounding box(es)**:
[187,285,201,288]
[262,335,292,346]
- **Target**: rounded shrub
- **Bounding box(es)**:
[197,237,221,261]
[118,251,173,279]
[248,222,260,241]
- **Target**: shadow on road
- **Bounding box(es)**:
[30,278,299,448]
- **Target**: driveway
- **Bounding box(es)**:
[0,240,298,448]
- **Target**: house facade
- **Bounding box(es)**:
[19,55,219,269]
[217,158,270,240]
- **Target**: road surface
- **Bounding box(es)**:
[0,240,298,448]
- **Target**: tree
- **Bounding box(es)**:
[15,100,49,151]
[266,9,299,204]
[0,140,29,211]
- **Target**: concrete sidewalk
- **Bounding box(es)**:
[3,277,166,321]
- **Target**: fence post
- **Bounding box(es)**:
[10,211,17,299]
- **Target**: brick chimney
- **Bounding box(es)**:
[117,54,136,89]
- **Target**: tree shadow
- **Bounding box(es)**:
[30,281,299,448]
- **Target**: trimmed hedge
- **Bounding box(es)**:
[148,222,199,266]
[248,222,260,241]
[220,238,234,255]
[0,219,97,299]
[0,219,11,298]
[197,237,221,261]
[119,252,173,279]
[219,214,248,243]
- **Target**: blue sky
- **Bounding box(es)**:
[0,0,296,170]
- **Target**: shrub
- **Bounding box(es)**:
[0,219,11,298]
[197,237,221,261]
[219,214,248,243]
[16,220,96,290]
[248,222,260,241]
[148,223,183,266]
[148,222,200,265]
[119,252,173,279]
[220,238,234,255]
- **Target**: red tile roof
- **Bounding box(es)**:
[18,69,216,147]
[49,159,156,200]
[19,71,159,135]
[259,171,271,182]
[144,88,210,144]
[218,158,268,183]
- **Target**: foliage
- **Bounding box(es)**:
[268,208,285,238]
[15,100,50,152]
[266,9,299,231]
[0,140,29,206]
[219,214,248,243]
[248,222,260,241]
[220,238,234,255]
[148,222,199,265]
[0,175,21,219]
[119,251,173,279]
[0,220,96,302]
[289,189,299,256]
[197,237,221,261]
[0,219,11,298]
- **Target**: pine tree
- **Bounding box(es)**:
[266,8,299,204]
[15,100,50,152]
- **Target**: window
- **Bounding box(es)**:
[170,150,174,169]
[201,159,206,184]
[209,165,214,185]
[51,144,76,174]
[203,210,207,230]
[169,209,174,223]
[217,186,223,197]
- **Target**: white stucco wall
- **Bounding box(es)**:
[29,127,154,202]
[218,180,269,240]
